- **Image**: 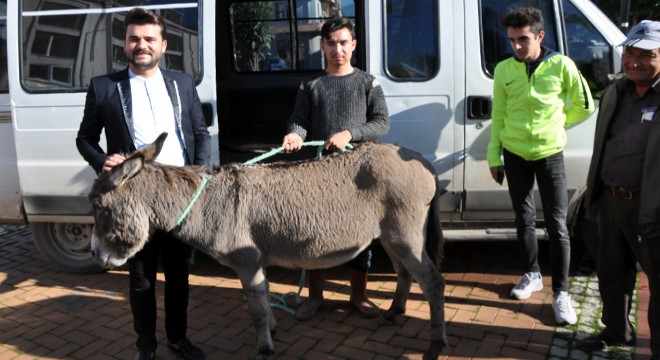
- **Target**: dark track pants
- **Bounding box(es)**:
[128,230,192,352]
[598,191,660,355]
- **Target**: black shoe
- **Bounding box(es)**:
[135,351,155,360]
[167,338,205,360]
[575,331,636,351]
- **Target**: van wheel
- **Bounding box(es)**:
[31,222,103,273]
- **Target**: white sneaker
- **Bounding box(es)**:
[510,272,543,300]
[553,291,577,325]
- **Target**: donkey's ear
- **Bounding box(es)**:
[109,154,144,188]
[140,132,168,161]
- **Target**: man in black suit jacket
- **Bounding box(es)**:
[76,8,209,360]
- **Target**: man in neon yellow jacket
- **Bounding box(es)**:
[486,7,594,326]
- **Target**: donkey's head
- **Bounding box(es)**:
[89,133,167,268]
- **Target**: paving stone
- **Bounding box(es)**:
[550,346,570,358]
[552,337,569,348]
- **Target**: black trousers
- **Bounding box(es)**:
[598,191,660,355]
[128,230,192,352]
[503,149,571,293]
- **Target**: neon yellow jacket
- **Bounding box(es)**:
[487,49,595,167]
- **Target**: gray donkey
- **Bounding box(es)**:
[89,133,447,360]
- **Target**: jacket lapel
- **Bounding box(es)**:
[116,71,135,146]
[162,73,188,155]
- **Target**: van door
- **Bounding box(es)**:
[375,0,462,219]
[0,0,23,223]
[462,0,624,222]
[462,0,564,221]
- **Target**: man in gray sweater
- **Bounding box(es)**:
[282,17,390,320]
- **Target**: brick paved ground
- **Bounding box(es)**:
[0,225,652,359]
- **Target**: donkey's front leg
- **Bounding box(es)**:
[238,266,277,360]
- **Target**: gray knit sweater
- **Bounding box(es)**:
[287,69,390,142]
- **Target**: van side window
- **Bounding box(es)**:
[19,1,201,93]
[563,0,613,95]
[480,0,557,75]
[229,0,356,73]
[384,0,438,80]
[0,1,7,93]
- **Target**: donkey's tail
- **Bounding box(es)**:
[425,188,445,270]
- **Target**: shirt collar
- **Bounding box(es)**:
[128,67,163,83]
[652,77,660,93]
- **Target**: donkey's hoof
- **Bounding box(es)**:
[250,351,272,360]
[422,340,445,360]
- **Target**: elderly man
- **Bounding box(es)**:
[577,20,660,359]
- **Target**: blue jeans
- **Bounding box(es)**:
[347,246,372,272]
[503,148,570,293]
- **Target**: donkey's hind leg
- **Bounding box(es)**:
[379,245,413,324]
[238,266,277,360]
[402,251,447,360]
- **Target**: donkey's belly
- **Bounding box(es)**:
[268,244,369,270]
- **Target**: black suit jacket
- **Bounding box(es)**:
[76,68,210,174]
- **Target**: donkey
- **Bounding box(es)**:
[89,133,447,360]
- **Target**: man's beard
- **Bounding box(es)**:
[130,58,158,70]
[129,51,159,70]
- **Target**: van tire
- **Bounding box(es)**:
[31,222,103,273]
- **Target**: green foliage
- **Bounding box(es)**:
[230,2,275,71]
[592,0,660,30]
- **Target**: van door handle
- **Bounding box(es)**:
[467,96,492,120]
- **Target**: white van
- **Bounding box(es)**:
[0,0,624,272]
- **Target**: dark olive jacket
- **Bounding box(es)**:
[584,77,660,239]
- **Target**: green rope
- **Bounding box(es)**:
[243,141,354,164]
[176,174,211,227]
[176,175,212,266]
[269,269,307,315]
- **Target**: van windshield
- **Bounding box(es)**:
[19,1,201,93]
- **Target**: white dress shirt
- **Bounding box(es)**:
[129,68,186,166]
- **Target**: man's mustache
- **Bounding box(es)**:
[132,50,152,56]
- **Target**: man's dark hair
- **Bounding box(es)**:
[125,7,166,38]
[500,7,544,35]
[321,17,355,40]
